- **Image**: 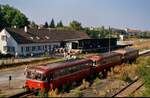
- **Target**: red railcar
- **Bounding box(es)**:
[25,59,93,91]
[88,52,122,73]
[25,48,139,92]
[113,48,139,63]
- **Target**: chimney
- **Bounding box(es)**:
[24,26,28,32]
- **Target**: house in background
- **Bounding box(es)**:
[0,27,90,56]
[125,28,141,36]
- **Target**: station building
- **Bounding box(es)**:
[0,27,117,56]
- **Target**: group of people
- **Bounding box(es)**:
[63,52,76,60]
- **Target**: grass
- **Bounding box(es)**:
[62,79,89,97]
[108,63,138,83]
[92,77,102,87]
[107,56,150,97]
[48,88,60,97]
[129,38,150,51]
[70,88,83,97]
[137,57,150,97]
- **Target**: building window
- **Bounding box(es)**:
[45,45,47,50]
[1,35,7,41]
[32,46,36,51]
[42,46,44,50]
[12,47,15,52]
[38,46,41,51]
[3,46,7,51]
[26,46,30,52]
[49,45,51,50]
[53,45,58,49]
[3,46,15,52]
[21,47,24,53]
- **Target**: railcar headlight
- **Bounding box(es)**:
[38,83,40,87]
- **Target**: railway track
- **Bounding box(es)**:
[139,49,150,56]
[19,91,36,98]
[112,78,144,97]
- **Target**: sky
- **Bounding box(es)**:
[1,0,150,30]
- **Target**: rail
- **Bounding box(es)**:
[8,89,38,98]
[112,78,144,97]
[139,49,150,56]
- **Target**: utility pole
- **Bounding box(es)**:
[109,26,111,53]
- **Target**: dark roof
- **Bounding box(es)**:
[5,28,90,44]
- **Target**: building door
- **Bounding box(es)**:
[72,42,78,49]
[60,41,65,48]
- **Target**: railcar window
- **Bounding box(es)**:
[41,75,47,81]
[100,60,107,65]
[53,62,90,79]
[96,55,121,66]
[26,70,47,81]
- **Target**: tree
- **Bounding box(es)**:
[29,21,38,28]
[49,18,55,28]
[0,4,29,28]
[0,5,6,29]
[69,20,82,30]
[56,20,63,28]
[43,21,49,28]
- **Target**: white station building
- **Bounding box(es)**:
[0,27,90,56]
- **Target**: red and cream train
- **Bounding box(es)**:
[25,48,139,91]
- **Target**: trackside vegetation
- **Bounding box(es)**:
[136,56,150,96]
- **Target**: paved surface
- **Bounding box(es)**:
[0,66,26,97]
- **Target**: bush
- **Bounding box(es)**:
[92,77,102,87]
[119,71,132,83]
[0,53,14,59]
[80,79,90,90]
[71,88,83,97]
[48,88,59,97]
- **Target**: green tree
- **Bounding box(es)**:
[69,20,82,30]
[0,5,6,28]
[0,4,29,28]
[56,20,63,28]
[44,21,49,28]
[49,18,55,28]
[29,21,38,28]
[83,26,118,39]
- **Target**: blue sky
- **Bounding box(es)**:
[1,0,150,30]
